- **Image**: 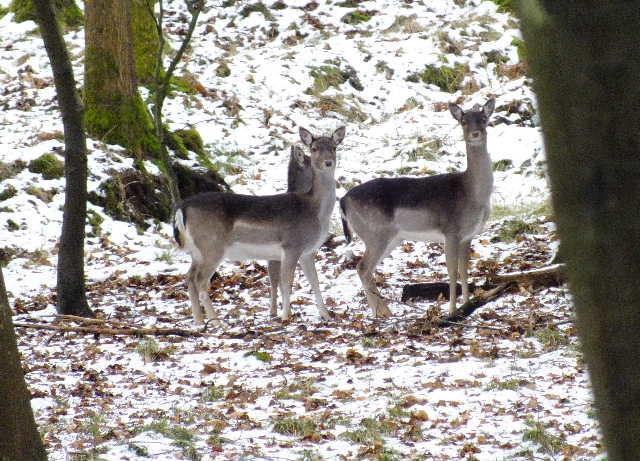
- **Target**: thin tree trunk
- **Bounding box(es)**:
[0,267,47,461]
[34,0,93,317]
[519,2,640,459]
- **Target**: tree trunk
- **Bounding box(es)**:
[84,0,159,159]
[34,0,93,317]
[0,267,47,461]
[132,0,159,84]
[519,2,640,459]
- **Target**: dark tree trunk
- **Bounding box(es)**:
[519,3,640,459]
[0,267,47,461]
[34,0,93,317]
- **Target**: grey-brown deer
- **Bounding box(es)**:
[266,145,312,317]
[340,99,495,317]
[174,126,345,324]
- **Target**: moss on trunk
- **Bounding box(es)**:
[132,0,159,84]
[11,0,82,27]
[84,0,160,159]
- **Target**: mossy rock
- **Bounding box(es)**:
[164,128,205,159]
[88,164,229,227]
[270,0,287,9]
[408,63,469,93]
[10,0,83,27]
[341,9,376,25]
[28,153,64,179]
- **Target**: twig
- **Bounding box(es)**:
[14,321,201,338]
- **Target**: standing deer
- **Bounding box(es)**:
[173,126,345,324]
[340,99,495,317]
[266,145,313,316]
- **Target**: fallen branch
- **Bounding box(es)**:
[13,321,201,338]
[487,263,566,286]
[438,283,510,326]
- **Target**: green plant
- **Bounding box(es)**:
[28,153,64,179]
[202,384,226,401]
[245,350,273,362]
[86,210,104,238]
[144,419,200,460]
[534,327,570,351]
[0,160,26,181]
[408,63,469,93]
[511,37,528,63]
[491,0,516,14]
[308,65,348,93]
[491,218,542,242]
[341,9,375,25]
[216,61,231,78]
[26,185,57,203]
[0,185,17,201]
[522,419,566,454]
[136,338,173,362]
[275,377,317,400]
[486,377,528,391]
[239,2,274,20]
[493,158,513,171]
[341,417,397,443]
[272,416,318,438]
[6,219,19,232]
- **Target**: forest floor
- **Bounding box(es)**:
[0,0,604,459]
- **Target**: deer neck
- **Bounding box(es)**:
[307,168,336,219]
[463,140,493,201]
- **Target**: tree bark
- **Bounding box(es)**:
[0,267,47,461]
[519,2,640,459]
[84,0,158,159]
[132,0,159,84]
[34,0,93,317]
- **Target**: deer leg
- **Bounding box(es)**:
[267,260,281,317]
[192,255,223,324]
[186,263,205,325]
[299,253,331,321]
[457,240,471,304]
[445,236,460,316]
[357,236,394,318]
[279,251,301,321]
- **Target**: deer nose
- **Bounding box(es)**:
[470,130,481,139]
[325,160,334,168]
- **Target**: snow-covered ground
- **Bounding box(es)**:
[0,0,603,459]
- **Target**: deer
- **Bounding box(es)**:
[340,99,495,317]
[265,145,313,316]
[173,126,345,325]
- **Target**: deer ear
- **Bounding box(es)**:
[332,126,346,145]
[291,145,306,167]
[299,127,313,146]
[449,103,463,122]
[483,98,495,118]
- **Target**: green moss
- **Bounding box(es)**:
[169,75,199,94]
[270,0,286,10]
[86,210,104,238]
[0,185,17,201]
[10,0,83,27]
[308,65,348,93]
[341,9,375,25]
[239,2,274,21]
[491,218,542,242]
[174,128,204,155]
[511,37,528,63]
[491,0,516,14]
[408,63,469,93]
[336,0,362,6]
[215,61,231,78]
[28,153,64,179]
[493,159,513,171]
[85,92,160,159]
[132,0,159,84]
[0,6,9,18]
